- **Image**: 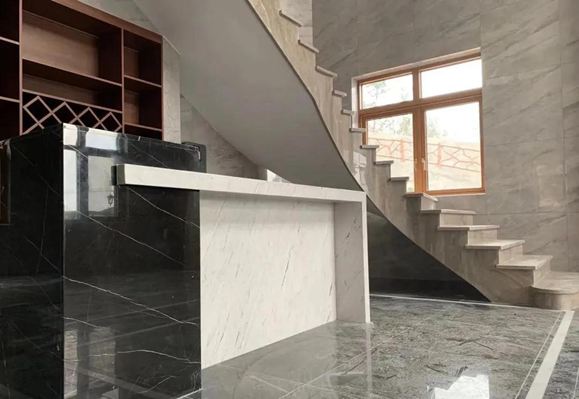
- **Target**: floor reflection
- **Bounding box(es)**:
[193,296,564,399]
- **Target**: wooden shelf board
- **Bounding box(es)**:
[124,122,162,132]
[0,96,20,105]
[23,59,122,91]
[23,90,122,114]
[0,36,19,47]
[124,75,162,91]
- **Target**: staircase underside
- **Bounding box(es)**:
[136,0,578,310]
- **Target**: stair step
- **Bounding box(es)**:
[279,10,303,27]
[315,66,337,78]
[497,255,552,271]
[341,109,354,116]
[422,209,476,215]
[405,192,439,202]
[350,127,366,134]
[533,272,579,294]
[375,160,394,166]
[360,144,378,150]
[438,224,498,231]
[390,176,409,182]
[298,40,319,54]
[465,240,525,250]
[332,89,347,98]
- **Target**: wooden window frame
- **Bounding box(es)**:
[358,52,484,196]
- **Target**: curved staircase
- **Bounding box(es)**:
[136,0,579,309]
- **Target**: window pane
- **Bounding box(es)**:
[425,102,482,191]
[367,113,414,191]
[421,59,482,98]
[361,74,413,109]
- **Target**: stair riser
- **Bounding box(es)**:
[467,229,498,242]
[407,196,437,212]
[439,214,474,226]
[532,260,551,285]
[533,291,579,310]
[498,245,524,263]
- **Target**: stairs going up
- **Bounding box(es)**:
[136,0,578,310]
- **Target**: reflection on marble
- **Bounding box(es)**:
[0,125,203,398]
[189,296,564,399]
[544,313,579,398]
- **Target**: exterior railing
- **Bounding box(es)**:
[369,137,481,172]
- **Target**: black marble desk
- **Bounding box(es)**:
[0,125,203,398]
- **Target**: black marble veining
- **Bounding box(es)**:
[0,125,203,398]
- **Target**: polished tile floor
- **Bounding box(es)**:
[192,296,575,399]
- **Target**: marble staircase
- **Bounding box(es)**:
[248,0,579,310]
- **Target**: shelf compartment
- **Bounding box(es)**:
[0,99,21,140]
[22,7,122,83]
[124,31,162,85]
[23,59,122,111]
[22,91,122,135]
[0,40,20,101]
[124,87,162,130]
[0,0,20,43]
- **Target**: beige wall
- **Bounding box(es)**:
[314,0,579,272]
[79,0,261,178]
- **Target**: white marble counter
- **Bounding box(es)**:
[116,165,370,367]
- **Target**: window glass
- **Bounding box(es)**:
[421,59,482,98]
[425,102,482,191]
[367,113,414,191]
[361,74,413,109]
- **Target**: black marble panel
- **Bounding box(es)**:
[0,125,203,398]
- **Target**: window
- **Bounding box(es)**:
[358,53,484,194]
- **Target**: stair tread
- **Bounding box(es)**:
[465,239,525,250]
[422,209,476,215]
[341,109,354,115]
[279,10,303,27]
[405,192,439,202]
[497,255,552,270]
[332,89,347,97]
[350,128,366,133]
[375,160,394,165]
[533,272,579,294]
[315,65,337,78]
[298,40,319,54]
[438,224,499,231]
[361,144,378,149]
[390,176,410,182]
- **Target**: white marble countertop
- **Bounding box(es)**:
[115,164,367,204]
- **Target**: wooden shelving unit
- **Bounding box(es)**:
[0,0,163,141]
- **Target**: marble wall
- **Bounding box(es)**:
[313,0,579,272]
[181,97,261,179]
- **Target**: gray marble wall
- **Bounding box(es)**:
[79,0,262,178]
[314,0,579,272]
[181,97,260,178]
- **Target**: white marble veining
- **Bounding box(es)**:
[201,193,336,367]
[116,165,370,367]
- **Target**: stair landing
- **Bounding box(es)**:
[533,272,579,310]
